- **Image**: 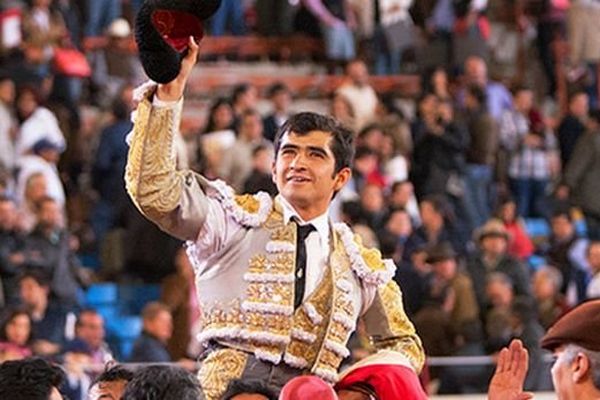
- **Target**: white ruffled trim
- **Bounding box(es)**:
[185,241,205,274]
[242,301,294,316]
[243,272,295,283]
[283,353,309,369]
[242,330,290,346]
[324,339,350,359]
[313,367,338,383]
[303,303,323,325]
[265,241,296,253]
[334,223,395,286]
[336,279,353,293]
[255,349,282,365]
[291,328,317,344]
[132,80,158,103]
[196,326,241,346]
[210,180,272,228]
[332,312,356,331]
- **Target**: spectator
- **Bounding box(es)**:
[242,145,278,197]
[330,92,356,131]
[23,196,82,307]
[508,298,548,391]
[160,248,200,361]
[0,73,16,174]
[16,172,48,233]
[18,269,71,356]
[122,365,201,400]
[263,82,292,143]
[499,85,556,218]
[74,309,112,365]
[485,272,516,313]
[462,83,499,228]
[21,0,67,60]
[0,307,33,362]
[221,379,279,400]
[426,241,480,331]
[0,195,27,305]
[494,198,535,261]
[415,195,465,255]
[61,339,94,400]
[129,302,173,363]
[532,266,569,329]
[388,180,421,227]
[358,183,386,232]
[85,0,121,37]
[335,59,377,130]
[14,85,66,156]
[88,364,134,400]
[462,56,512,122]
[378,207,423,264]
[221,109,272,192]
[542,209,590,305]
[91,98,133,245]
[231,83,258,132]
[16,138,66,208]
[558,91,589,168]
[411,99,471,235]
[0,357,66,400]
[210,0,246,36]
[303,0,357,71]
[198,98,236,178]
[586,241,600,298]
[467,220,532,312]
[560,110,600,240]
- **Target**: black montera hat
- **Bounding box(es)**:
[135,0,222,83]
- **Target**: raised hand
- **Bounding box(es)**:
[156,36,200,102]
[488,339,534,400]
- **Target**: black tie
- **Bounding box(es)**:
[294,223,315,309]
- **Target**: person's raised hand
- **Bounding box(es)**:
[157,36,200,102]
[488,339,534,400]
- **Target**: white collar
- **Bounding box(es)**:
[278,195,330,245]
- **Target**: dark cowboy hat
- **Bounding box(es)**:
[135,0,222,83]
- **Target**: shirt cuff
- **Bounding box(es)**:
[153,95,183,109]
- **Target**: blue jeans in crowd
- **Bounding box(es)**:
[463,164,493,229]
[86,0,121,36]
[210,0,246,36]
[509,178,549,218]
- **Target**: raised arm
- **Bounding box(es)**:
[126,38,216,241]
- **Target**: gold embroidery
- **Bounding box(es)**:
[234,194,260,214]
[125,95,183,218]
[377,281,425,372]
[197,349,248,400]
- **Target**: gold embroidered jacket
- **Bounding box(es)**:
[125,86,425,384]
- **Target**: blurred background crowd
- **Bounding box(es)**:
[2,0,600,397]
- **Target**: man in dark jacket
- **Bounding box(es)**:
[129,302,173,363]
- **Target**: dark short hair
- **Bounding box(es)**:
[122,366,200,400]
[267,82,289,98]
[18,268,51,288]
[466,83,487,106]
[221,379,278,400]
[231,83,253,104]
[274,112,355,174]
[76,308,101,327]
[92,364,134,387]
[0,358,65,399]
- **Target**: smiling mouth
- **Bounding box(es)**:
[287,176,310,183]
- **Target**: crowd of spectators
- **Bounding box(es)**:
[2,0,600,398]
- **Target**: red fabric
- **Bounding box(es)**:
[151,9,204,52]
[53,48,91,78]
[279,376,338,400]
[504,220,534,261]
[335,364,428,400]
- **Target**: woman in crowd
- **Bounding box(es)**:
[0,308,33,362]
